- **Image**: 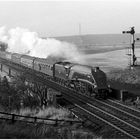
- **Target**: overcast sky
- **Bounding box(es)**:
[0,0,139,37]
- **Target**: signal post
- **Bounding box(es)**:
[122,27,136,67]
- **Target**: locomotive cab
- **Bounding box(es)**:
[91,67,108,99]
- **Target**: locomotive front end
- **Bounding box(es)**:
[92,67,108,99]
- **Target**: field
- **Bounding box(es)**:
[81,48,140,72]
[54,34,140,47]
[55,34,140,72]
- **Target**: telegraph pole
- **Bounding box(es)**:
[79,23,81,36]
[122,27,136,66]
[78,23,83,46]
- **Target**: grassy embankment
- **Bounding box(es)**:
[0,74,100,139]
[107,67,140,92]
[0,107,98,139]
[0,106,101,139]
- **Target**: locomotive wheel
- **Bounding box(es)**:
[95,91,107,99]
[71,80,93,96]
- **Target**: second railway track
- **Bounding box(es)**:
[62,92,140,139]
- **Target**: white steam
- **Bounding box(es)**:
[0,26,84,62]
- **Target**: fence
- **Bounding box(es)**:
[0,111,83,126]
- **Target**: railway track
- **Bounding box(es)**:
[62,92,140,139]
[88,99,140,128]
[107,99,140,117]
[62,85,140,128]
[0,58,140,138]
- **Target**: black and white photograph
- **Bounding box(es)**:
[0,0,139,138]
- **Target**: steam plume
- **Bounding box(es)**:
[0,26,84,63]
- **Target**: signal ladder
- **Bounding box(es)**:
[126,45,132,67]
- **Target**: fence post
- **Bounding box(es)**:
[11,114,15,123]
[82,121,84,126]
[1,64,2,72]
[8,68,11,77]
[55,119,58,126]
[34,117,37,123]
[69,121,73,125]
[120,90,123,101]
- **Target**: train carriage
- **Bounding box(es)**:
[11,53,23,64]
[54,62,67,80]
[20,55,35,69]
[0,51,6,59]
[5,52,12,60]
[34,58,54,76]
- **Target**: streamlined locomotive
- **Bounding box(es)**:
[0,51,108,99]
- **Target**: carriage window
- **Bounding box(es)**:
[39,64,41,70]
[50,66,53,70]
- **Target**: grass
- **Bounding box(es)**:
[0,106,98,139]
[0,120,98,139]
[13,106,72,119]
[107,68,140,85]
[107,68,140,94]
[0,74,98,138]
[0,121,35,138]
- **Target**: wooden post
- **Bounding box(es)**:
[69,121,73,125]
[8,68,11,77]
[51,93,56,107]
[11,114,15,123]
[34,117,37,123]
[120,90,123,102]
[1,64,2,72]
[20,100,24,108]
[54,119,58,126]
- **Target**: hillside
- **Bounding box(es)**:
[53,34,140,48]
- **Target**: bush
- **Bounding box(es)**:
[0,121,35,138]
[35,107,71,120]
[107,68,140,85]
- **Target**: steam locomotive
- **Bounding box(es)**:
[0,51,109,99]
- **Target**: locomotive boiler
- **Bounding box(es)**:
[54,61,108,99]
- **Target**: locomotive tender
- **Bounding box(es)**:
[0,51,108,99]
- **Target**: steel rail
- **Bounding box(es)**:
[74,103,136,139]
[92,99,140,123]
[102,101,140,119]
[63,85,140,128]
[87,103,140,132]
[63,93,140,138]
[108,99,140,114]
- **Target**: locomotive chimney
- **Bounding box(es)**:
[94,67,100,72]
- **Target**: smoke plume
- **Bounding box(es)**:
[0,26,84,63]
